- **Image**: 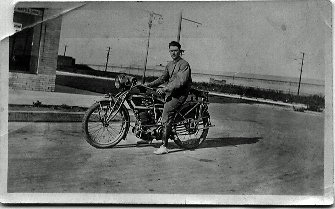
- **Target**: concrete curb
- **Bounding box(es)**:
[9,111,136,122]
[208,92,308,109]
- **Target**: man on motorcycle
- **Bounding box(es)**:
[141,41,192,155]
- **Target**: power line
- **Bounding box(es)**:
[177,10,202,43]
[142,11,163,84]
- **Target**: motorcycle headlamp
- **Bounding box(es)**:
[114,74,137,89]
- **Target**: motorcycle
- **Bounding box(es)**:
[82,74,213,149]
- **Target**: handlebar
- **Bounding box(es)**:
[134,84,158,91]
[136,84,154,90]
[134,84,165,98]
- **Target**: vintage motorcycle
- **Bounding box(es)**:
[82,74,213,149]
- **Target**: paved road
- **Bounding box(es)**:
[7,102,324,195]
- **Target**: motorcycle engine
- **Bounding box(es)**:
[138,110,155,125]
[132,110,157,141]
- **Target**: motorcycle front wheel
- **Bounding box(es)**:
[82,101,130,148]
[172,102,209,150]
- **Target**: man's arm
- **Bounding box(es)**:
[146,67,169,88]
[164,63,191,92]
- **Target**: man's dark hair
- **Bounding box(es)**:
[169,41,181,49]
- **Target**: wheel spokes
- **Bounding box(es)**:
[174,118,205,141]
[87,105,125,145]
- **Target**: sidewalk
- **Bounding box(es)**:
[9,88,102,122]
[9,88,103,108]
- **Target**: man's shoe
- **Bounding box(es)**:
[137,139,152,145]
[153,145,169,155]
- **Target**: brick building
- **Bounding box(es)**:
[9,6,63,92]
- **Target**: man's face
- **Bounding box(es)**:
[169,45,181,60]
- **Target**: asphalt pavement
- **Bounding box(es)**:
[7,102,324,196]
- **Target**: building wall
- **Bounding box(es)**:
[57,55,75,68]
[9,8,62,92]
[9,73,56,91]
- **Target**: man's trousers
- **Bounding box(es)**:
[161,94,188,146]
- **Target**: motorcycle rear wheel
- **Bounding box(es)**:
[82,101,130,148]
[172,103,209,150]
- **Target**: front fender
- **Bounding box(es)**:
[94,99,130,125]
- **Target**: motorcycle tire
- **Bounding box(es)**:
[82,101,130,148]
[172,102,209,150]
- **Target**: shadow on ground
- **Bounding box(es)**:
[114,136,261,153]
[200,136,261,148]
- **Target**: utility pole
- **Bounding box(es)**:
[297,52,305,96]
[105,47,111,72]
[143,12,163,84]
[177,10,202,43]
[63,45,68,56]
[177,11,182,43]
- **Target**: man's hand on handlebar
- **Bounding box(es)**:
[142,83,166,96]
[156,87,166,95]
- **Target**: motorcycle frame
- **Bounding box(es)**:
[103,84,212,131]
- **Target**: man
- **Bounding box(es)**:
[142,41,192,155]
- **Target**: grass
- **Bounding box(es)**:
[192,82,325,112]
[56,65,325,112]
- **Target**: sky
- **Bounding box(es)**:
[57,1,331,80]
